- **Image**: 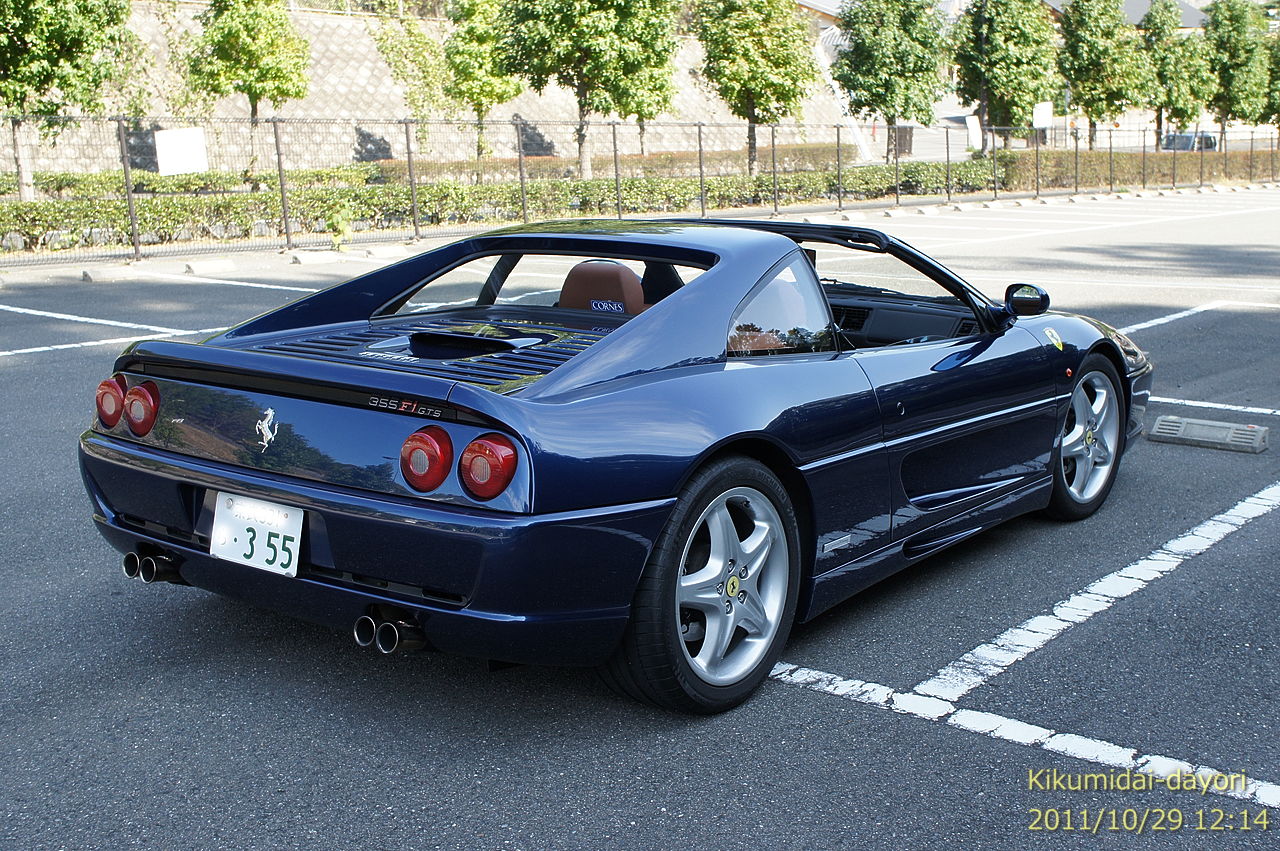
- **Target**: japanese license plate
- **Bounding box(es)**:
[210,492,303,577]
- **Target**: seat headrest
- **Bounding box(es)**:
[559,260,646,315]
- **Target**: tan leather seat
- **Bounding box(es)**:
[558,260,646,315]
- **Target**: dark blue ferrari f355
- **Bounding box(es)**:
[80,219,1153,713]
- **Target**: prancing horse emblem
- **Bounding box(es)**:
[256,408,280,453]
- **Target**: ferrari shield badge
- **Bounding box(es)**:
[1045,327,1064,351]
[256,408,280,453]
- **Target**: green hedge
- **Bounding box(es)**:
[0,160,1023,252]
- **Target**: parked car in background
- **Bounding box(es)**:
[1163,132,1216,152]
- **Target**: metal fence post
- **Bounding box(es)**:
[271,119,294,250]
[835,124,844,212]
[1108,129,1114,194]
[944,124,951,204]
[114,117,142,261]
[403,119,421,240]
[697,123,706,218]
[990,129,998,201]
[612,122,623,220]
[514,119,529,224]
[1034,127,1041,199]
[1249,131,1255,183]
[1198,123,1205,188]
[1141,131,1147,189]
[771,124,779,216]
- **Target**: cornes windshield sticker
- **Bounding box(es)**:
[590,299,626,313]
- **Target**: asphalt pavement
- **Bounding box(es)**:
[2,186,1278,849]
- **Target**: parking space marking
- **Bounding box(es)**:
[925,204,1280,251]
[1149,396,1280,417]
[134,271,320,293]
[0,327,226,358]
[771,664,1280,809]
[909,482,1280,704]
[1118,300,1280,335]
[0,303,190,334]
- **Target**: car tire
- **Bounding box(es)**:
[601,456,801,713]
[1045,353,1126,521]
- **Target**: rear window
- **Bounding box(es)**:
[396,253,705,316]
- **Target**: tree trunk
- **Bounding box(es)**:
[11,118,35,202]
[1087,118,1097,151]
[746,122,758,177]
[1154,109,1164,151]
[1219,118,1227,154]
[475,113,486,185]
[885,118,896,164]
[978,90,990,154]
[247,98,262,190]
[576,98,592,180]
[638,120,647,157]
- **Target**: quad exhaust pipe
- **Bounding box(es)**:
[122,551,184,584]
[352,615,426,655]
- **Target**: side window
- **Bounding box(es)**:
[728,256,836,357]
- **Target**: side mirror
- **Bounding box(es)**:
[1004,283,1050,317]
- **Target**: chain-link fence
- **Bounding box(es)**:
[2,115,1277,266]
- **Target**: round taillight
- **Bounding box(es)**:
[399,426,453,492]
[95,375,127,428]
[459,434,518,500]
[123,382,160,436]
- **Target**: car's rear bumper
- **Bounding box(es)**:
[79,432,673,666]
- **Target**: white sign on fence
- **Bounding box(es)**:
[154,127,209,176]
[965,115,983,150]
[1032,102,1054,130]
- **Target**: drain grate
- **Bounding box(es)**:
[1147,416,1269,454]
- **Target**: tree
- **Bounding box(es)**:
[693,0,818,175]
[1140,0,1217,149]
[371,9,448,152]
[496,0,678,179]
[444,0,523,177]
[0,0,131,201]
[832,0,947,162]
[615,66,675,157]
[1202,0,1269,144]
[187,0,310,123]
[954,0,1059,149]
[1058,0,1154,148]
[1266,35,1280,127]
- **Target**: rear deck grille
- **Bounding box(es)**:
[250,317,611,389]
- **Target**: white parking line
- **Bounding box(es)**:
[134,271,319,293]
[1118,301,1232,334]
[1150,396,1280,417]
[770,664,1280,809]
[925,204,1280,251]
[910,482,1280,703]
[1118,299,1280,334]
[0,303,190,334]
[0,326,226,358]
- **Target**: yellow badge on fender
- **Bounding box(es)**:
[1045,328,1063,351]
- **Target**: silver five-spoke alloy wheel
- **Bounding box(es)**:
[1060,370,1121,504]
[674,486,789,686]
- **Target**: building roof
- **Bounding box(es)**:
[1041,0,1205,27]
